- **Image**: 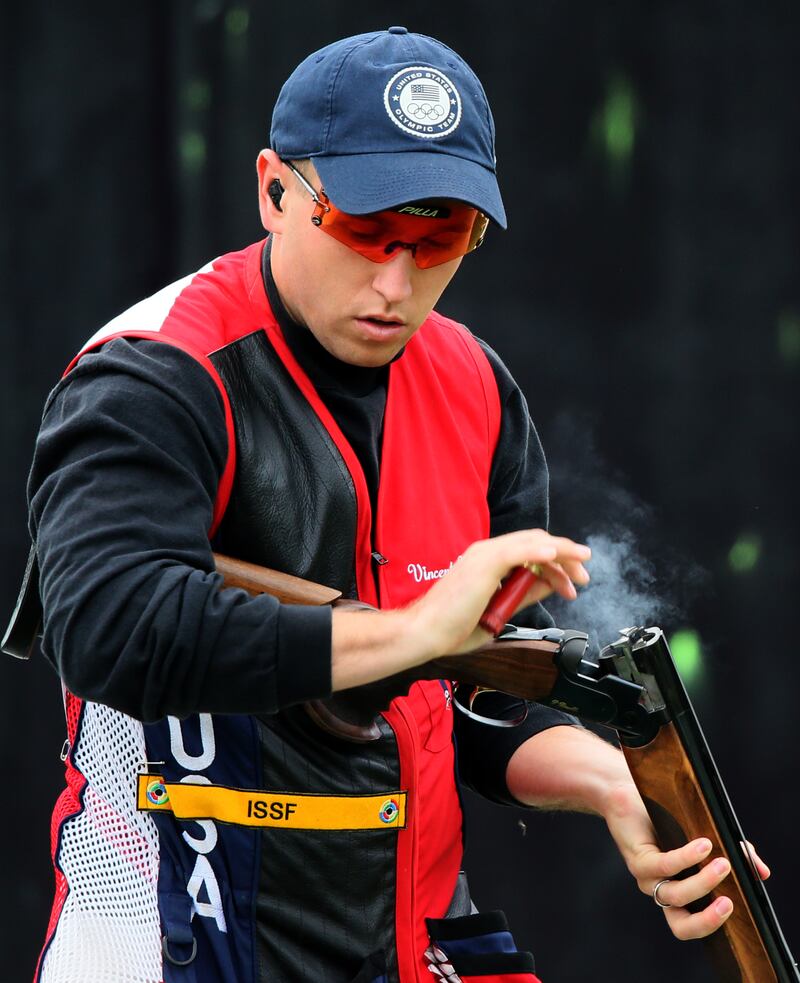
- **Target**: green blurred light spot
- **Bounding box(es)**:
[180,131,206,173]
[595,74,636,164]
[728,533,762,573]
[777,310,800,365]
[186,79,211,112]
[669,629,702,682]
[225,7,249,35]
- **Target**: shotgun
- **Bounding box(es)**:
[4,549,798,980]
[213,553,800,983]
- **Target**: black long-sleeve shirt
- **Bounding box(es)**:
[27,249,576,803]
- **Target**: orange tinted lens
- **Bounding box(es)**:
[317,199,487,268]
[320,206,401,264]
[413,208,489,268]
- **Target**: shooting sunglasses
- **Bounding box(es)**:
[282,160,489,270]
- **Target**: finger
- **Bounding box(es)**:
[493,530,591,571]
[558,557,591,585]
[757,859,770,880]
[518,560,590,608]
[664,895,734,941]
[742,840,771,880]
[459,531,590,614]
[652,856,731,910]
[631,837,713,884]
[530,561,579,601]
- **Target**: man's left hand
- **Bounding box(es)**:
[604,781,770,940]
[505,726,770,942]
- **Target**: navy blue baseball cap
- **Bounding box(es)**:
[270,27,507,229]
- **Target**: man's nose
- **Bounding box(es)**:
[371,248,416,305]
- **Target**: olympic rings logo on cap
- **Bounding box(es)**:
[383,66,462,140]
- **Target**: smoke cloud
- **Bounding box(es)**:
[542,412,709,653]
[547,530,683,654]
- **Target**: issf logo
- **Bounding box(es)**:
[146,780,169,806]
[378,798,399,824]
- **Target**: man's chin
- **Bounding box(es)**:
[331,326,417,368]
[338,344,403,369]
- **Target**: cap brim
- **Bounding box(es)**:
[312,152,507,229]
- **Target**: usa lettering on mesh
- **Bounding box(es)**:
[41,702,161,982]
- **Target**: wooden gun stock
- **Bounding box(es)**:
[624,723,777,981]
[213,553,343,607]
[610,629,799,983]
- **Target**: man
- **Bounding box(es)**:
[24,26,760,983]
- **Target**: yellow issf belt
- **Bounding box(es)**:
[136,774,407,830]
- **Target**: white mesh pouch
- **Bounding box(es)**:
[41,701,162,983]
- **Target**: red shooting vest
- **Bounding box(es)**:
[50,240,502,982]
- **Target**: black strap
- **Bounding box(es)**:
[2,544,42,660]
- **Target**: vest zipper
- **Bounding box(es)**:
[370,551,388,607]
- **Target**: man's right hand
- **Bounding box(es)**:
[330,529,590,692]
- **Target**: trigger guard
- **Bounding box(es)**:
[453,687,529,728]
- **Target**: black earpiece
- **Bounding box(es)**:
[268,179,285,211]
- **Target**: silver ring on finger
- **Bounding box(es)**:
[653,878,673,909]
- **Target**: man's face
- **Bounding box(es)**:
[259,154,463,368]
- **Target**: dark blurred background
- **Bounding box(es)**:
[2,2,798,981]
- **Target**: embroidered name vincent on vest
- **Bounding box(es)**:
[406,557,462,584]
